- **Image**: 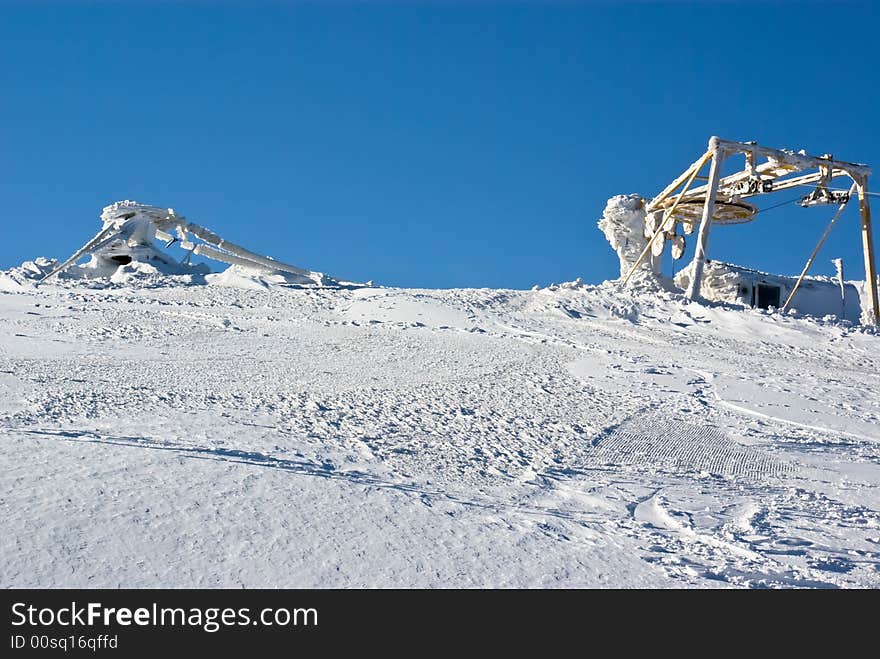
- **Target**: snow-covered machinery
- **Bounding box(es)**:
[39,200,332,286]
[614,137,878,325]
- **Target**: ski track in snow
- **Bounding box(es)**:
[1,276,880,588]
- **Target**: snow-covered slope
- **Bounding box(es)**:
[1,270,879,588]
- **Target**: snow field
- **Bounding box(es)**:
[1,271,879,587]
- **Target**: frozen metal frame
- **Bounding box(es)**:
[38,202,326,286]
[644,136,878,325]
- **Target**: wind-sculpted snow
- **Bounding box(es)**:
[1,273,879,587]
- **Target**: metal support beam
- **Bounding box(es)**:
[665,161,796,207]
[781,184,855,313]
[621,149,712,287]
[685,140,724,300]
[755,169,851,197]
[857,179,880,324]
[646,149,713,212]
[713,138,871,178]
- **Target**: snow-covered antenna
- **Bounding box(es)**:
[38,200,333,286]
[832,257,846,319]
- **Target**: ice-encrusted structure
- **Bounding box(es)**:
[597,194,661,283]
[31,200,343,287]
[675,260,864,322]
[674,260,744,305]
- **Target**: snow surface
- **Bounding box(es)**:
[2,266,880,588]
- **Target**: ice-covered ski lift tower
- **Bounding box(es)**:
[612,136,878,325]
[38,200,335,286]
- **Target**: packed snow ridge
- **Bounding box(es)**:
[1,199,879,588]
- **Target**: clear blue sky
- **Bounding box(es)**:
[1,1,878,288]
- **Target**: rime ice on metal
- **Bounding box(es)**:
[40,200,335,286]
[611,137,878,325]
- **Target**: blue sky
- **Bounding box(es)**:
[1,1,878,288]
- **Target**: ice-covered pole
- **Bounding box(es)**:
[832,258,845,318]
[856,178,880,324]
[685,137,724,301]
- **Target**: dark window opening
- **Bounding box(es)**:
[755,283,781,310]
[110,254,132,265]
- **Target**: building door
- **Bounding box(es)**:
[755,283,781,309]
